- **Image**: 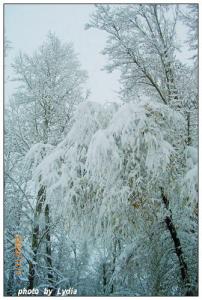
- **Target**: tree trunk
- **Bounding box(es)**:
[102,262,107,294]
[28,185,46,290]
[160,188,193,295]
[44,204,54,293]
[110,238,121,294]
[7,265,15,295]
[186,111,192,145]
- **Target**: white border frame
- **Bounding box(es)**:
[0,1,200,299]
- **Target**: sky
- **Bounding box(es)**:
[4,4,192,105]
[4,4,121,104]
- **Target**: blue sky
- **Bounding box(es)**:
[4,4,121,104]
[4,4,191,104]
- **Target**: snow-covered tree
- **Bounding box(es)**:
[33,97,197,295]
[4,32,88,294]
[180,4,198,62]
[11,32,87,146]
[86,4,181,107]
[87,4,198,145]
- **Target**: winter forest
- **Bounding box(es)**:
[4,4,198,296]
